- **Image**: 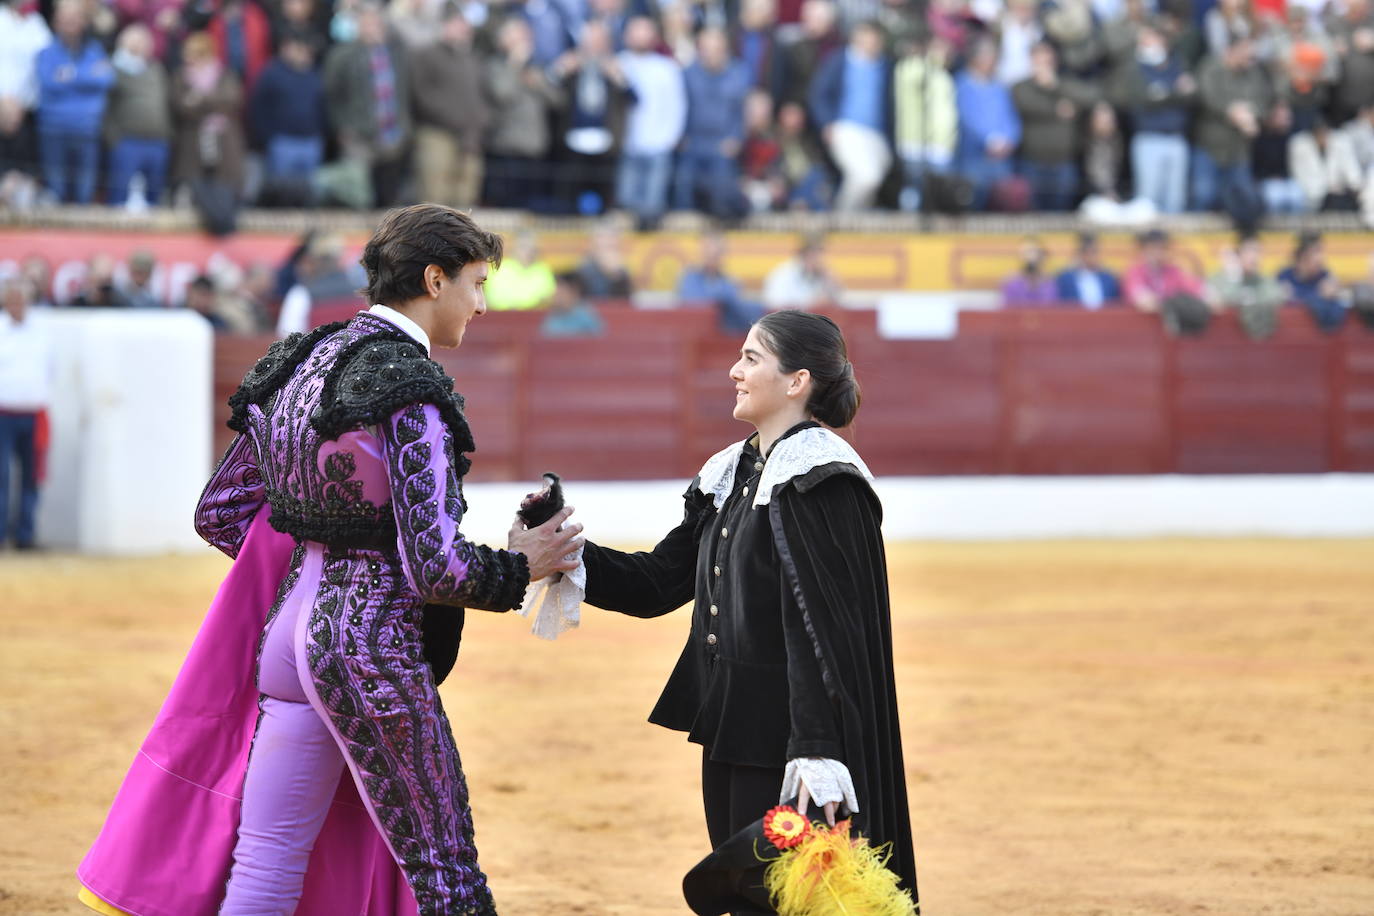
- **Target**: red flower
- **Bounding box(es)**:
[762,805,813,850]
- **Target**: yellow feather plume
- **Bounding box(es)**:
[762,821,917,916]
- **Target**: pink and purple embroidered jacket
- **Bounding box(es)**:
[80,311,528,916]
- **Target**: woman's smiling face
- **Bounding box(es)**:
[729,325,796,425]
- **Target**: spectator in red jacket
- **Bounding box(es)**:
[207,0,273,93]
[1122,228,1204,312]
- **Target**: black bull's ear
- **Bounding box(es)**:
[517,472,564,528]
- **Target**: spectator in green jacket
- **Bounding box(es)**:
[1012,41,1097,211]
[486,230,556,311]
[322,1,412,207]
[1192,35,1271,213]
[894,33,957,213]
[104,23,171,206]
[1206,232,1286,339]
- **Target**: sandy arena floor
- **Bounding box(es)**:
[2,539,1372,915]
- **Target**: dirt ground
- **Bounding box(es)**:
[2,539,1372,916]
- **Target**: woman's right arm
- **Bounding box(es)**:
[582,493,708,618]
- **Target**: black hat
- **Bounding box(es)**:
[683,801,917,916]
[682,806,790,916]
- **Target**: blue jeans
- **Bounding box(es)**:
[955,150,1013,210]
[1190,147,1257,212]
[266,135,324,179]
[672,147,740,215]
[788,165,832,211]
[107,137,170,205]
[0,412,39,547]
[38,129,100,204]
[616,151,672,223]
[898,151,951,212]
[1260,178,1307,214]
[1019,159,1079,211]
[1131,132,1189,213]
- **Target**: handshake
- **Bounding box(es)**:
[508,472,584,582]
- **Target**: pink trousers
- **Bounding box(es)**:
[219,550,345,916]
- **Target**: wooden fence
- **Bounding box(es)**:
[213,307,1374,481]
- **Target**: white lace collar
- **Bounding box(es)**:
[696,426,875,509]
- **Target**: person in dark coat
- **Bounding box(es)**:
[1278,232,1348,331]
[171,30,246,197]
[550,18,632,213]
[411,4,488,209]
[322,1,413,207]
[581,310,918,913]
[1055,232,1122,308]
[249,28,326,191]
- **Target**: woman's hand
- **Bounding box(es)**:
[509,506,583,581]
[785,757,859,827]
[797,781,839,827]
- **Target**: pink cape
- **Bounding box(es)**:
[78,512,419,916]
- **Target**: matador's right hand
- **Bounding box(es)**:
[509,507,583,581]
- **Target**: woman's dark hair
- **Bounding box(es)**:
[360,204,503,306]
[753,311,861,428]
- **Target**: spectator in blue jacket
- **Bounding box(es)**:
[1055,232,1122,308]
[249,29,326,189]
[518,0,578,68]
[808,19,893,211]
[35,0,114,203]
[676,230,763,332]
[1278,233,1347,331]
[954,37,1021,210]
[674,27,751,217]
[1106,23,1196,214]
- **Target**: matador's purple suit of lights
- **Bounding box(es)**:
[203,311,528,915]
[79,309,530,916]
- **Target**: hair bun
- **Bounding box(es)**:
[812,370,861,429]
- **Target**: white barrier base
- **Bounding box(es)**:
[456,474,1374,547]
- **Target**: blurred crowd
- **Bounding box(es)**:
[1001,228,1374,334]
[7,0,1374,225]
[0,222,848,335]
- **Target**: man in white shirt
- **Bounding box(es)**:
[0,278,55,549]
[615,16,686,228]
[0,0,53,200]
[762,234,842,309]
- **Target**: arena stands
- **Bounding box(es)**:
[4,0,1374,222]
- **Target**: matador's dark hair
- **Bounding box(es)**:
[360,204,504,306]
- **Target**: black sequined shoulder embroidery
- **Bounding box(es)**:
[312,333,477,477]
[227,322,349,433]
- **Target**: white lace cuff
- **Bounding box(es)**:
[781,757,860,814]
[516,545,585,640]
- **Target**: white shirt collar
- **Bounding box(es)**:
[367,303,431,354]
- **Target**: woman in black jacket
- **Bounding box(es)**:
[582,311,917,912]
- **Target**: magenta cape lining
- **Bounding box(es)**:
[78,511,419,916]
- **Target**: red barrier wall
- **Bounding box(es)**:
[213,308,1374,481]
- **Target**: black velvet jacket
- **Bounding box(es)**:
[584,423,840,768]
[583,421,917,896]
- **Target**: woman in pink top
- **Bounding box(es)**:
[1122,228,1205,312]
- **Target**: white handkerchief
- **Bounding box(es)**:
[516,545,586,640]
